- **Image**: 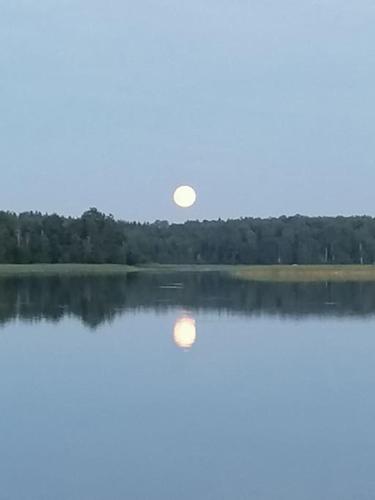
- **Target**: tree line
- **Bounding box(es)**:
[0,208,375,265]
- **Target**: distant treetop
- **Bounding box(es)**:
[0,209,374,265]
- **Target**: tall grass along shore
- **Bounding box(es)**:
[0,263,375,282]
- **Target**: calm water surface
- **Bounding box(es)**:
[1,273,375,500]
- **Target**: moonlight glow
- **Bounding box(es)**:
[173,185,197,208]
[173,316,197,350]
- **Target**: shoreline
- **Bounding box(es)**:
[0,263,375,282]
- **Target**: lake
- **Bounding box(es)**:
[1,272,375,500]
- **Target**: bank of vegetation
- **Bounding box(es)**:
[1,208,375,266]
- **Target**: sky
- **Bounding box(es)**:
[1,0,375,222]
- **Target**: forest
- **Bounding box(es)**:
[0,208,375,265]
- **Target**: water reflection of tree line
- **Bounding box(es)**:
[0,273,375,329]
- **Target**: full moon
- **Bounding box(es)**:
[173,185,197,208]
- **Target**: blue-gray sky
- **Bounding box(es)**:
[1,1,374,221]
